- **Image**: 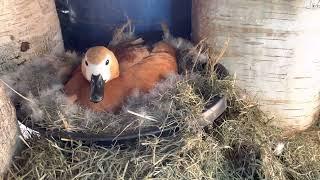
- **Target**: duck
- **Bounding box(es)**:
[63,41,178,112]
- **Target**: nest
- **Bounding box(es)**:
[0,22,228,137]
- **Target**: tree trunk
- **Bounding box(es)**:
[0,0,64,74]
[192,0,320,131]
[0,83,19,176]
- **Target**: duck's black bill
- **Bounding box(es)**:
[90,74,105,103]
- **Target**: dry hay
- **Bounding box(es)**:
[2,22,320,179]
[5,79,320,180]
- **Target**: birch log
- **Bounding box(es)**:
[0,83,19,176]
[0,0,64,74]
[192,0,320,131]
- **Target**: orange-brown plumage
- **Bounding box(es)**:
[63,41,177,112]
[85,46,112,64]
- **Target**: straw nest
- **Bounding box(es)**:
[1,22,228,136]
[2,22,320,179]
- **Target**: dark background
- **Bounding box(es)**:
[55,0,192,53]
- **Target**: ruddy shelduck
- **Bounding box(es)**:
[63,41,178,112]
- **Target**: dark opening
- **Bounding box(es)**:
[55,0,192,53]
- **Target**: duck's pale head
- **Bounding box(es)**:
[81,46,119,103]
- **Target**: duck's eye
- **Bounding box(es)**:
[85,61,88,66]
[105,60,109,65]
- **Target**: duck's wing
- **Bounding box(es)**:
[151,41,176,57]
[122,43,178,92]
[109,39,151,73]
[93,50,178,113]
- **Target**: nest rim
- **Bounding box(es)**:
[19,95,227,146]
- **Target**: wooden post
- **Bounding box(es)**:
[192,0,320,131]
[0,0,64,74]
[0,83,19,176]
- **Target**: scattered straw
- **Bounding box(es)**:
[0,79,35,104]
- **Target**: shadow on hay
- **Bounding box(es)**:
[222,143,263,179]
